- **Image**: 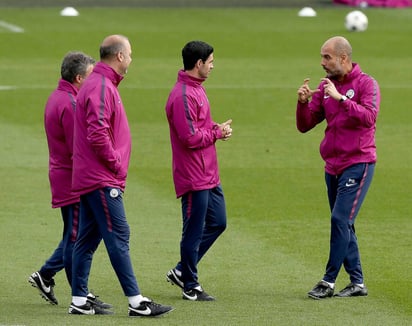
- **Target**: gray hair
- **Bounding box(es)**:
[60,51,95,83]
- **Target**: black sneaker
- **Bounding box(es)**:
[182,286,215,301]
[69,301,114,315]
[87,292,113,309]
[28,271,58,305]
[166,268,184,289]
[334,283,368,297]
[308,280,334,300]
[128,299,174,317]
[69,302,95,315]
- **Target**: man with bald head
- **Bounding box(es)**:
[296,36,380,299]
[71,35,173,317]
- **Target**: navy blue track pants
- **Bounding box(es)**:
[40,203,79,285]
[323,163,375,284]
[71,187,140,297]
[176,185,227,291]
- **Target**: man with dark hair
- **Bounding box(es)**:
[296,36,380,299]
[181,40,214,70]
[29,52,110,309]
[165,40,232,301]
[70,35,173,317]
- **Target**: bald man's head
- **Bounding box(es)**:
[322,36,352,61]
[100,34,129,61]
[98,34,132,76]
[320,36,353,81]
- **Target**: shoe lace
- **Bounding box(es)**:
[88,292,104,304]
[344,283,355,291]
[142,299,161,309]
[47,278,56,287]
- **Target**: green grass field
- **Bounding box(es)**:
[0,6,411,326]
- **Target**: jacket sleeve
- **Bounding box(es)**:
[169,92,222,149]
[296,85,325,133]
[342,76,380,128]
[85,87,120,173]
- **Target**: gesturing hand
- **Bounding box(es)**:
[321,78,341,100]
[218,119,232,141]
[297,78,320,103]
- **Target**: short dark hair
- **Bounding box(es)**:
[60,51,95,83]
[182,40,214,70]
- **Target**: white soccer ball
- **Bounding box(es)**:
[344,10,368,32]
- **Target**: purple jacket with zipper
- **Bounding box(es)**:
[165,70,223,198]
[296,63,380,175]
[72,62,131,195]
[44,79,79,208]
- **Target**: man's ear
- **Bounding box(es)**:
[196,58,203,68]
[117,51,124,62]
[74,74,82,84]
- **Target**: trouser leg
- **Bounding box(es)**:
[179,186,227,291]
[323,163,374,284]
[71,194,102,297]
[73,188,140,297]
[197,185,227,262]
[40,203,79,281]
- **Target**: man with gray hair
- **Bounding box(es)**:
[30,51,110,309]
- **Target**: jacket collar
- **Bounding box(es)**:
[177,69,205,86]
[343,63,361,82]
[57,79,78,94]
[93,62,124,87]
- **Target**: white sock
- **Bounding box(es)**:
[322,280,335,289]
[356,283,364,288]
[128,294,149,308]
[175,269,182,277]
[72,296,87,306]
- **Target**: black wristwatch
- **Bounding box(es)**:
[340,95,348,102]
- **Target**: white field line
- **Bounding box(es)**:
[0,20,24,33]
[0,86,17,90]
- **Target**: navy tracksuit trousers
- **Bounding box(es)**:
[175,185,227,291]
[323,163,375,284]
[40,203,79,285]
[71,187,140,298]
